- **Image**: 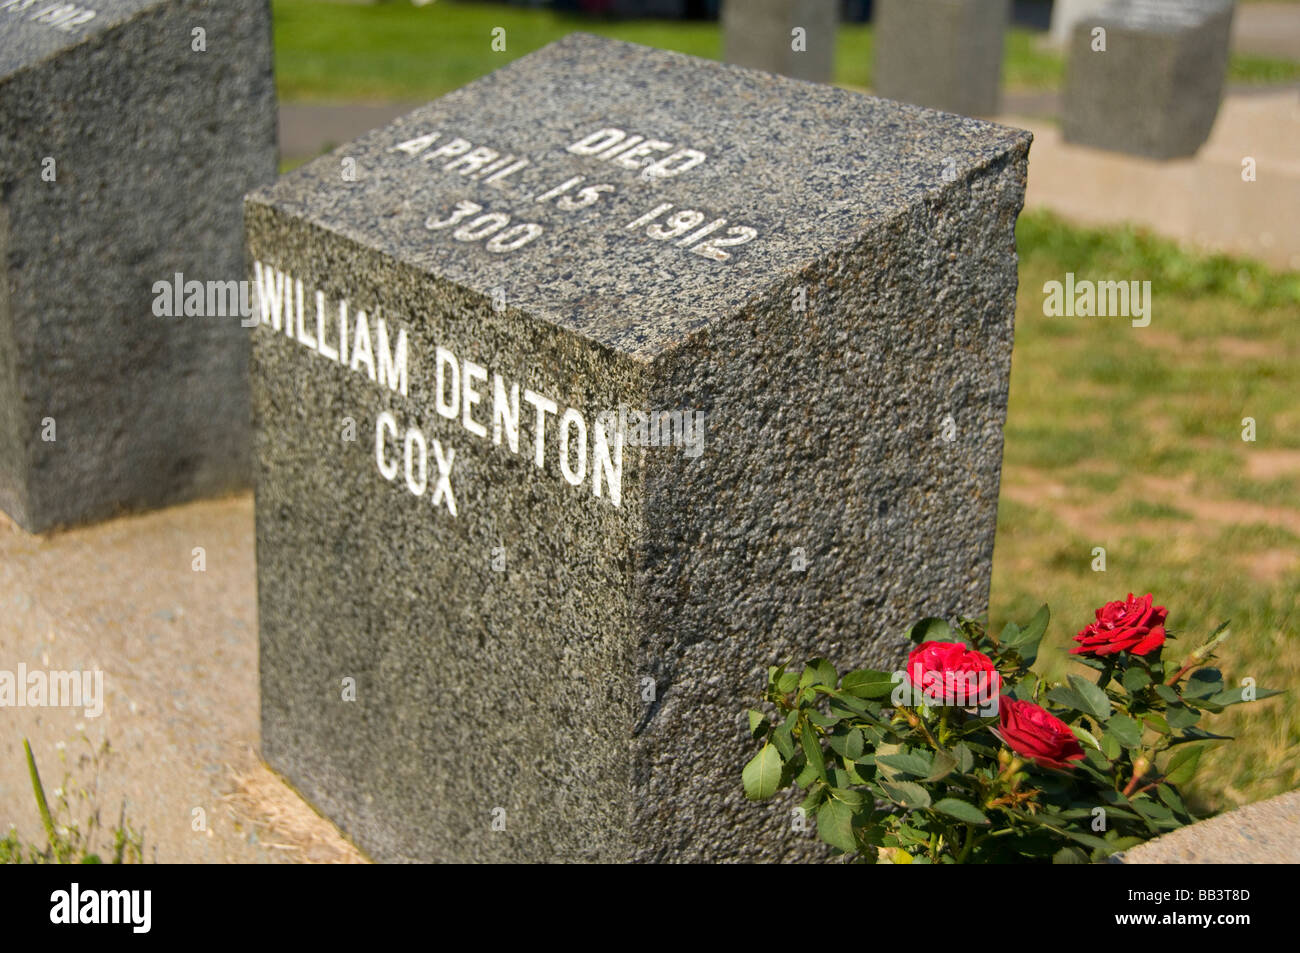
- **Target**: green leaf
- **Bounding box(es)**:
[1067,674,1112,721]
[1106,714,1143,749]
[829,787,867,809]
[777,671,799,694]
[800,721,828,782]
[794,760,820,788]
[1157,784,1187,815]
[1206,685,1284,708]
[800,782,827,815]
[1052,846,1089,864]
[1122,667,1151,693]
[1163,744,1205,786]
[828,728,865,761]
[877,752,934,779]
[742,744,784,800]
[1165,704,1201,730]
[806,709,840,728]
[932,798,989,825]
[1183,669,1224,700]
[952,743,975,775]
[924,749,958,782]
[896,824,930,847]
[1101,731,1121,760]
[1143,712,1171,735]
[909,617,953,645]
[817,797,858,852]
[1020,604,1050,644]
[747,709,766,738]
[878,780,931,809]
[1071,725,1103,752]
[1046,685,1087,713]
[1000,604,1048,660]
[772,722,796,761]
[1154,684,1179,704]
[840,669,897,699]
[800,658,838,691]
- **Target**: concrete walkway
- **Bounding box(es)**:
[1123,788,1300,863]
[0,498,363,863]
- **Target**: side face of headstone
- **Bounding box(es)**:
[0,0,277,532]
[873,0,1010,117]
[721,0,838,83]
[1062,0,1235,159]
[248,33,1030,862]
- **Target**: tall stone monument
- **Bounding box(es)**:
[0,0,277,532]
[248,33,1031,862]
[722,0,838,83]
[873,0,1010,117]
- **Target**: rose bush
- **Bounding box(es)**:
[743,598,1282,863]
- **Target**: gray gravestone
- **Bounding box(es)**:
[0,0,277,533]
[1063,0,1234,159]
[873,0,1010,117]
[248,33,1030,863]
[722,0,838,82]
[1048,0,1120,47]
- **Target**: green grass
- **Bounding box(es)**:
[272,0,1300,101]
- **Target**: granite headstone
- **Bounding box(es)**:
[873,0,1010,117]
[247,33,1031,862]
[1062,0,1235,159]
[0,0,277,533]
[721,0,838,82]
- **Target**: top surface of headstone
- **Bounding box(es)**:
[1101,0,1232,30]
[0,0,165,80]
[251,33,1030,361]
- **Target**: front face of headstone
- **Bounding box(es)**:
[248,33,1030,862]
[873,0,1010,117]
[0,0,277,532]
[1063,0,1235,159]
[721,0,838,83]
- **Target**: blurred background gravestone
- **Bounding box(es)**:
[1062,0,1235,159]
[0,0,278,533]
[1048,0,1123,47]
[873,0,1011,116]
[722,0,839,81]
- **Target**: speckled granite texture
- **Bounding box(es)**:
[248,33,1031,863]
[721,0,838,83]
[0,0,277,532]
[1063,0,1235,159]
[873,0,1010,118]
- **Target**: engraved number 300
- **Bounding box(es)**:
[426,201,543,254]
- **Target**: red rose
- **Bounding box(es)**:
[907,641,1000,707]
[997,699,1085,770]
[1072,593,1167,657]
